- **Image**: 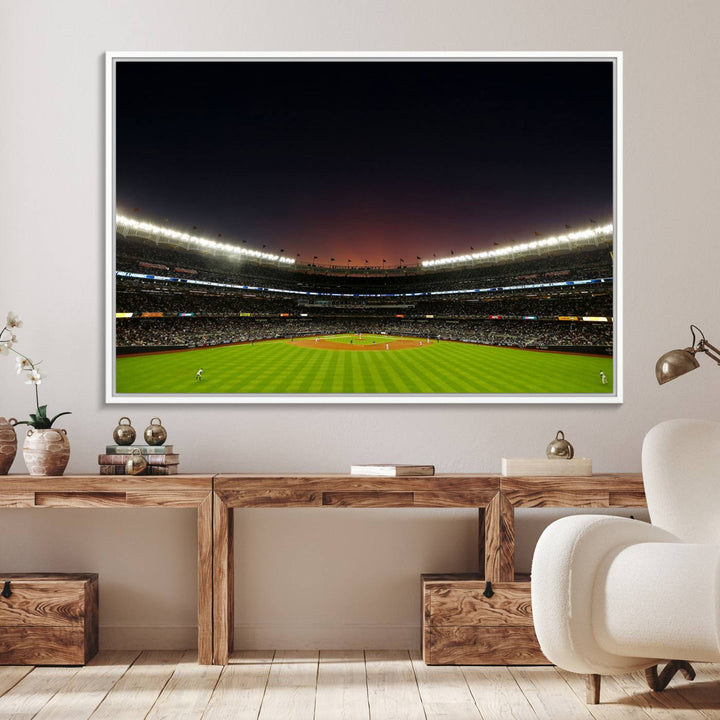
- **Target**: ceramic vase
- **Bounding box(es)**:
[0,417,18,475]
[22,428,70,476]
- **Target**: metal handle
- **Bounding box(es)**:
[1,581,11,599]
[483,581,494,599]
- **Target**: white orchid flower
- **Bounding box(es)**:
[16,356,33,373]
[0,342,9,356]
[25,368,46,385]
[6,312,22,329]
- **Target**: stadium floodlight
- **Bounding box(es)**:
[656,325,720,385]
[116,215,296,265]
[421,222,613,268]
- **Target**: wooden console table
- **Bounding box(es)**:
[212,473,646,665]
[1,473,647,666]
[0,475,214,665]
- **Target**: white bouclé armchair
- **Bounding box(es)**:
[531,418,720,703]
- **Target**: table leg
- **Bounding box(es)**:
[478,507,486,577]
[197,493,213,665]
[213,492,234,665]
[483,492,515,582]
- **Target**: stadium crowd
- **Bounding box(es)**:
[116,316,612,350]
[116,280,613,319]
[116,231,614,353]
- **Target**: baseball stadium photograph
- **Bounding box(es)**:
[109,54,619,401]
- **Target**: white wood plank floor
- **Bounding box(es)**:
[0,651,717,720]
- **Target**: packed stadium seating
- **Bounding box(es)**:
[115,230,615,354]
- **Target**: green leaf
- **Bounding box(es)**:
[36,405,48,419]
[48,411,71,427]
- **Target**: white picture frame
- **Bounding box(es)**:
[105,51,622,404]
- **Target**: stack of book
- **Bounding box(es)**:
[98,445,180,475]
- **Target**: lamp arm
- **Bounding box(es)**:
[698,339,720,365]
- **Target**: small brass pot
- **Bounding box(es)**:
[125,449,147,475]
[112,417,136,446]
[144,417,167,446]
[546,430,574,459]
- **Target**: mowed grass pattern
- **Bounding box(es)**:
[116,335,614,395]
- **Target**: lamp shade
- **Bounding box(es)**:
[655,348,700,385]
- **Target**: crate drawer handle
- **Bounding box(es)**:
[483,581,494,599]
[1,581,10,598]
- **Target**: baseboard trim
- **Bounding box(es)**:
[99,624,421,650]
[100,625,198,650]
[233,623,421,650]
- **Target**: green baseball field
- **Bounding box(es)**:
[115,333,613,395]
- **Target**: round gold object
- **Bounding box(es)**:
[546,430,574,459]
[125,448,147,475]
[144,417,167,446]
[112,416,136,446]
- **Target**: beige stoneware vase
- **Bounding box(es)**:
[22,428,70,476]
[0,417,18,474]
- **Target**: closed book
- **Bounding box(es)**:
[105,445,174,455]
[98,464,179,475]
[147,465,179,475]
[98,464,126,475]
[98,453,180,466]
[350,464,435,477]
[501,457,592,476]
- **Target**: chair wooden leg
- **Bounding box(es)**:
[586,674,601,704]
[645,661,696,692]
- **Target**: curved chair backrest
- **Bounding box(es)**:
[642,418,720,544]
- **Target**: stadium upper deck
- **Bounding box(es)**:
[116,220,613,298]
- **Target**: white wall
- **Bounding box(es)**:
[1,0,718,649]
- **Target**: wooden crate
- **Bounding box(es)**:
[0,573,98,665]
[422,573,548,665]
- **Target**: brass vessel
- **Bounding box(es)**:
[546,430,574,459]
[125,449,147,475]
[112,417,136,446]
[144,417,167,446]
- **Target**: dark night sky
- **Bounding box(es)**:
[116,59,614,266]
